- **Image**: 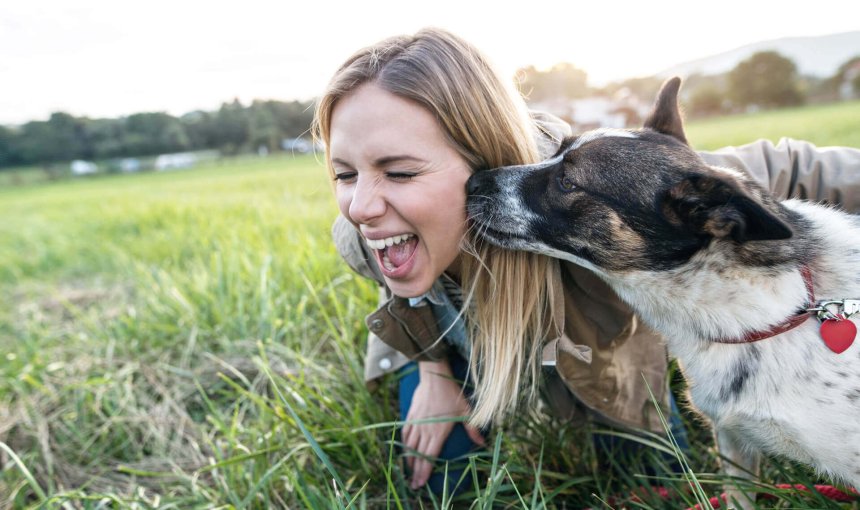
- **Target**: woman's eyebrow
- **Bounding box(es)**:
[331,157,355,169]
[373,155,427,167]
[331,155,427,169]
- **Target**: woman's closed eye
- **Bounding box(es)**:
[333,172,357,182]
[332,171,417,183]
[386,171,417,181]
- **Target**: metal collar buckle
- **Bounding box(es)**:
[807,299,860,321]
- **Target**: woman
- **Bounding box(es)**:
[313,28,860,493]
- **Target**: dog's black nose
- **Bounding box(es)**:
[466,173,483,196]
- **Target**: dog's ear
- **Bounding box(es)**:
[644,77,688,145]
[661,174,792,243]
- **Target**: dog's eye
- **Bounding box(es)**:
[558,175,577,192]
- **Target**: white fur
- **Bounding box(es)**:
[569,128,638,150]
[482,154,860,506]
[489,166,860,494]
[710,165,750,182]
[602,199,860,490]
[471,109,860,507]
[482,170,543,234]
[513,129,639,174]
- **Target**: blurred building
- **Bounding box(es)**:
[70,160,98,175]
[530,87,652,132]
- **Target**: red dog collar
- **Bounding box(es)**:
[714,265,815,344]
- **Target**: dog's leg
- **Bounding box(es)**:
[717,429,760,510]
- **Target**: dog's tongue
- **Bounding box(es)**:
[386,237,418,267]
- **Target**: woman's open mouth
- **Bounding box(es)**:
[365,234,419,278]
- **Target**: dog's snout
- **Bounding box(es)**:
[466,172,484,197]
[466,176,478,196]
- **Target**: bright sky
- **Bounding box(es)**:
[2,1,858,125]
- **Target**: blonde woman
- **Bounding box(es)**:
[313,28,860,494]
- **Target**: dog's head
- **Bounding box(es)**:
[465,77,793,273]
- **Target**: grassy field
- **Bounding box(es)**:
[1,103,859,509]
[686,99,860,151]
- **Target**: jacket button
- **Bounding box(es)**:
[370,319,384,331]
[378,358,392,370]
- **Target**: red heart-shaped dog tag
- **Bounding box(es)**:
[820,316,857,354]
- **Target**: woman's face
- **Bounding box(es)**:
[329,83,472,298]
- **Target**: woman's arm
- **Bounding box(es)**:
[699,138,860,213]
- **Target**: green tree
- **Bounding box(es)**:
[48,112,89,160]
[4,96,317,166]
[517,63,589,102]
[267,100,315,139]
[11,113,88,165]
[836,56,860,98]
[0,125,15,168]
[248,101,280,151]
[214,99,250,154]
[123,112,189,156]
[728,51,804,109]
[85,118,125,159]
[181,111,219,150]
[688,84,725,117]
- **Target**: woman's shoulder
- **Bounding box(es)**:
[530,110,572,159]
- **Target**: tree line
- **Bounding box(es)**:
[0,99,314,169]
[3,50,858,171]
[518,51,860,119]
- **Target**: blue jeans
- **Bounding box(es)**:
[398,354,690,494]
[593,393,690,475]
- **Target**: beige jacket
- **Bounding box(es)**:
[332,135,860,433]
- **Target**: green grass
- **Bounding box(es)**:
[1,110,859,509]
[0,166,57,187]
[686,99,860,150]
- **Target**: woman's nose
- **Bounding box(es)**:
[348,177,387,225]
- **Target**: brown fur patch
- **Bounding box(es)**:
[704,206,742,238]
[607,210,647,257]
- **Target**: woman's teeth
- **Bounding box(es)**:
[365,234,415,250]
[365,234,416,271]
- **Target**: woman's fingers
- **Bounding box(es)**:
[411,457,431,490]
[410,432,431,489]
[402,423,413,448]
[403,421,451,490]
[411,433,443,489]
[402,422,416,473]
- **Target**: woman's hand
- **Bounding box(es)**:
[402,359,486,490]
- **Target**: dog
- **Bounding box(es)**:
[466,77,860,507]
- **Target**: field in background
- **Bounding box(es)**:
[686,99,860,150]
[1,107,859,508]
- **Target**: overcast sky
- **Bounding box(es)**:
[2,1,858,125]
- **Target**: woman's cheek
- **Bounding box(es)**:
[335,189,352,218]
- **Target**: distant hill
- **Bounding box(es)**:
[657,31,860,79]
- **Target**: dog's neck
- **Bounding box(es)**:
[599,217,817,349]
[606,259,806,346]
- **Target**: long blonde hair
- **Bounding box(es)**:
[313,28,558,427]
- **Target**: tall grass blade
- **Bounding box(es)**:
[0,441,47,502]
